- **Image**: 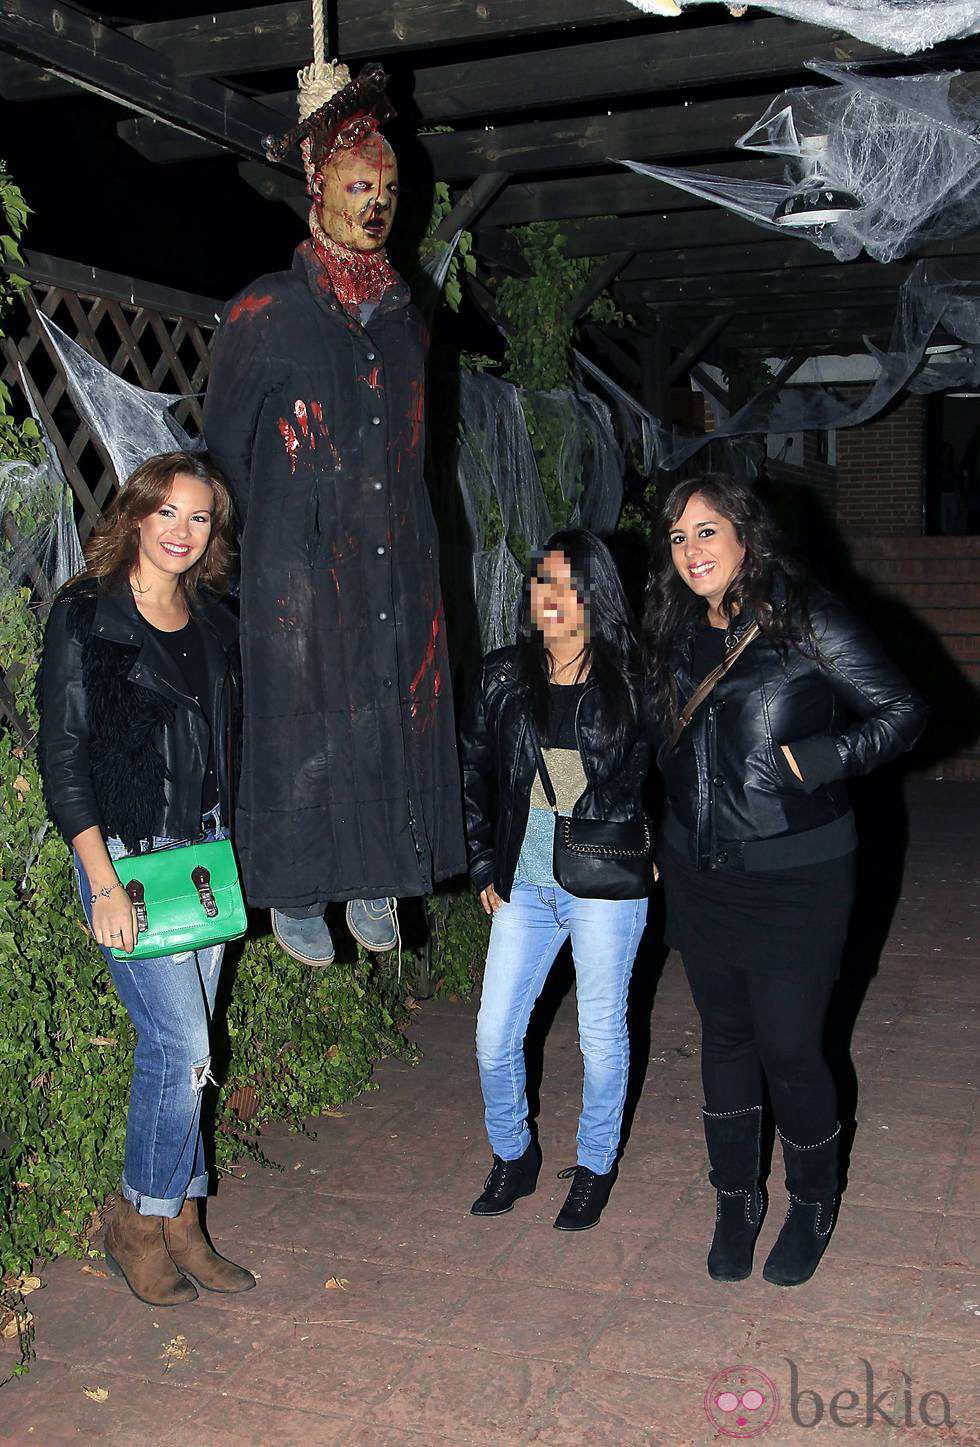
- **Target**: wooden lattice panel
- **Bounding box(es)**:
[1,253,221,740]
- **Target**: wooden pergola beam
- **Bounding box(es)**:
[435,173,510,243]
[666,314,733,385]
[0,0,300,171]
[618,257,980,308]
[622,231,980,283]
[565,251,634,324]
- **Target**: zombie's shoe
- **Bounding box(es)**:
[346,897,398,952]
[271,909,335,966]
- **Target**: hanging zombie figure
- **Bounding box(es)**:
[204,62,465,964]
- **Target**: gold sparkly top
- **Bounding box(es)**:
[530,747,588,814]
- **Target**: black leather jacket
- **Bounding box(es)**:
[39,578,239,852]
[460,646,653,900]
[657,589,928,873]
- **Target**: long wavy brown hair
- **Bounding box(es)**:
[644,473,813,731]
[77,451,236,604]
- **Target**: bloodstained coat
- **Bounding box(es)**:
[203,241,466,909]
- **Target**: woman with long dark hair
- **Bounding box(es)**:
[39,451,255,1307]
[646,473,926,1286]
[460,529,651,1231]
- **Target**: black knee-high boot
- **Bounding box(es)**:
[702,1105,766,1282]
[762,1123,840,1287]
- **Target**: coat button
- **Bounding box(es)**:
[371,415,381,426]
[378,611,388,621]
[376,545,386,556]
[712,775,724,787]
[382,677,392,688]
[715,850,728,865]
[366,352,376,361]
[373,481,383,491]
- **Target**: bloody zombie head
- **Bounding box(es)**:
[312,129,398,253]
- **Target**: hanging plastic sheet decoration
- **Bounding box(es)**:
[618,60,980,263]
[609,261,980,476]
[623,1,980,55]
[454,372,624,649]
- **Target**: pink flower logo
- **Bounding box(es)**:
[704,1365,780,1438]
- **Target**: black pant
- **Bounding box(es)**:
[682,951,838,1146]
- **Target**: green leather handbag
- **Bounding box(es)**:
[109,837,247,962]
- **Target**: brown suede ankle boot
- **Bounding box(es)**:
[164,1198,256,1294]
[104,1196,198,1307]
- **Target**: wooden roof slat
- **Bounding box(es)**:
[0,0,300,171]
[618,256,980,308]
[620,232,980,282]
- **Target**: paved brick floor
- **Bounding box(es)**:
[2,780,977,1444]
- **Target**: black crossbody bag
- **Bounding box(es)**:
[526,722,652,901]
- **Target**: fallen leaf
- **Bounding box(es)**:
[12,774,30,800]
[88,1036,117,1047]
[82,1387,109,1403]
[323,1276,349,1290]
[14,1275,41,1296]
[161,1333,192,1369]
[81,1264,109,1279]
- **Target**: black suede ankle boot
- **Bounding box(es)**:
[553,1164,616,1231]
[470,1140,541,1217]
[703,1105,766,1282]
[762,1123,840,1287]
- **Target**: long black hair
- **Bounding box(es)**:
[516,528,643,750]
[644,473,812,730]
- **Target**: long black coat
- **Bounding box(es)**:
[203,242,465,909]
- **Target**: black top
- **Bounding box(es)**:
[145,616,219,815]
[547,680,588,748]
[691,622,728,682]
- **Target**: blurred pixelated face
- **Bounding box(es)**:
[531,550,588,648]
[315,134,398,253]
[669,492,745,613]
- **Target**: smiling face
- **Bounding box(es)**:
[315,134,398,253]
[135,472,214,585]
[669,492,746,614]
[530,550,588,649]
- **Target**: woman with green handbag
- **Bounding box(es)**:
[38,451,255,1307]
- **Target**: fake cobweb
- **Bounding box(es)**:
[454,373,624,650]
[624,1,980,55]
[590,261,980,476]
[618,61,980,263]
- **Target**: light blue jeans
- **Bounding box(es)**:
[74,808,226,1217]
[475,882,647,1175]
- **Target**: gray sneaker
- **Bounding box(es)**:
[346,897,398,952]
[271,909,335,966]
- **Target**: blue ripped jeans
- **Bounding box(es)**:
[75,808,226,1218]
[475,882,647,1175]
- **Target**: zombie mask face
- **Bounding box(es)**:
[314,133,399,254]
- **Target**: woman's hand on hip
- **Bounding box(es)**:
[91,889,140,953]
[480,884,503,915]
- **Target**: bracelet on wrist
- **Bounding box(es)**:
[90,881,122,904]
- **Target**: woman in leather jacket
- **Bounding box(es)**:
[460,529,650,1232]
[646,473,927,1289]
[38,451,254,1308]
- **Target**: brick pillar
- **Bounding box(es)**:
[835,394,925,536]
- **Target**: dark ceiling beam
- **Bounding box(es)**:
[666,314,733,385]
[0,17,886,110]
[482,210,789,258]
[436,172,510,242]
[621,231,980,283]
[478,160,777,228]
[237,160,308,221]
[420,93,795,182]
[0,0,298,171]
[618,257,980,308]
[566,251,634,324]
[0,0,649,96]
